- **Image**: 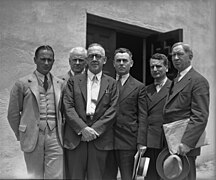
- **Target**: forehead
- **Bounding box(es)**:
[172,45,184,52]
[115,52,130,60]
[150,59,164,65]
[37,49,54,57]
[88,46,105,55]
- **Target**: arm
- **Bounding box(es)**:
[137,85,148,154]
[7,81,24,141]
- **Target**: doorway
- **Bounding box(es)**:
[86,14,183,85]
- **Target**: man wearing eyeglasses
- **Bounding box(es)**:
[63,43,119,180]
[59,47,87,82]
[163,42,209,180]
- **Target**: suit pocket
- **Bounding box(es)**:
[19,124,27,132]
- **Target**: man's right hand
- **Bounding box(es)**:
[81,127,99,142]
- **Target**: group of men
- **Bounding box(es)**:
[7,42,209,180]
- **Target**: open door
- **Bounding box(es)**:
[87,24,116,78]
[146,29,183,85]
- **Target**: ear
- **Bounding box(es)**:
[34,57,36,64]
[103,57,107,65]
[130,59,134,67]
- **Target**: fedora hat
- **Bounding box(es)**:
[156,148,190,180]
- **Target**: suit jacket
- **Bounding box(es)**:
[59,70,73,82]
[138,79,172,149]
[114,75,146,150]
[163,68,209,156]
[63,72,118,150]
[7,72,64,152]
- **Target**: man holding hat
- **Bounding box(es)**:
[163,42,209,180]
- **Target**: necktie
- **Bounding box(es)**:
[91,75,98,104]
[117,75,122,90]
[175,73,181,83]
[43,75,48,91]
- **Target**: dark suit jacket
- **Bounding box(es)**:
[63,72,118,150]
[114,75,146,150]
[163,68,209,156]
[138,79,172,149]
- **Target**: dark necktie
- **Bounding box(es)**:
[43,75,48,91]
[117,75,122,90]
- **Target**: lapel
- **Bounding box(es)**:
[148,79,172,110]
[166,68,193,104]
[78,74,87,103]
[119,76,137,103]
[52,74,62,109]
[97,74,109,105]
[28,72,40,108]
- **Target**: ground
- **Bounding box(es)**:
[0,88,215,179]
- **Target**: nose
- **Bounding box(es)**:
[120,60,124,65]
[45,59,49,64]
[153,66,157,71]
[76,59,80,64]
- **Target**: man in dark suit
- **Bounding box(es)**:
[59,46,87,83]
[137,53,172,180]
[163,42,209,180]
[63,43,118,180]
[106,48,145,180]
[7,45,64,179]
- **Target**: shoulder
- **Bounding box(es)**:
[102,73,116,83]
[190,68,209,85]
[130,76,145,87]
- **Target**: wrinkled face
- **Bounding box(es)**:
[69,52,86,74]
[150,59,168,81]
[34,49,54,75]
[171,45,191,72]
[87,46,106,74]
[113,52,133,76]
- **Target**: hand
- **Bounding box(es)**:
[137,144,147,156]
[177,143,191,156]
[81,127,99,142]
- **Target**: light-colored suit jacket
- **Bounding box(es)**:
[114,75,146,150]
[163,68,209,156]
[138,79,172,149]
[63,72,118,150]
[7,72,64,152]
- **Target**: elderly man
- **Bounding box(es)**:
[163,42,209,180]
[7,45,64,179]
[60,46,87,82]
[63,43,118,180]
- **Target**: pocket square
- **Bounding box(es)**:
[105,89,110,94]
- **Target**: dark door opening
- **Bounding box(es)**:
[116,32,143,82]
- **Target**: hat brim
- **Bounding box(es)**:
[156,148,190,180]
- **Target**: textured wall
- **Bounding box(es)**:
[0,1,215,175]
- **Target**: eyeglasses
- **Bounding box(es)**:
[171,52,185,57]
[88,54,103,60]
[70,58,85,62]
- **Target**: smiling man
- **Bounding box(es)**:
[7,45,64,179]
[63,43,118,180]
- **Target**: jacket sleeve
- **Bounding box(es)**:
[7,81,24,141]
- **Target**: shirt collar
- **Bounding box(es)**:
[87,69,102,81]
[179,65,192,78]
[70,69,85,76]
[116,73,130,85]
[154,76,168,86]
[35,70,50,82]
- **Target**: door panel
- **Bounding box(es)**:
[87,24,116,78]
[146,29,183,85]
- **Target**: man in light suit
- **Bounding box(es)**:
[7,45,64,179]
[163,42,209,180]
[59,46,87,82]
[63,43,118,180]
[138,53,172,180]
[106,48,146,180]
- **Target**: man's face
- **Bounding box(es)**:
[150,59,168,81]
[113,52,133,76]
[87,46,106,74]
[34,49,54,75]
[69,52,86,74]
[171,45,191,72]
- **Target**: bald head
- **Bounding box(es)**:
[69,47,87,75]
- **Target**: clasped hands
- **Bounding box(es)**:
[81,127,99,142]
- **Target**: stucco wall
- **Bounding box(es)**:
[0,0,215,165]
